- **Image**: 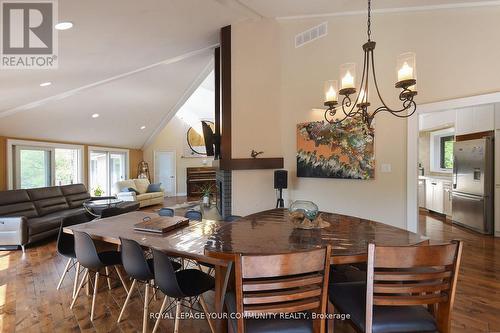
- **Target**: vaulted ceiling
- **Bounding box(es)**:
[0,0,493,149]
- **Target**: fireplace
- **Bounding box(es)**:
[216,170,232,219]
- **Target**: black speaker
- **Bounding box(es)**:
[274,170,288,189]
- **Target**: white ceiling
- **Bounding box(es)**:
[0,0,494,149]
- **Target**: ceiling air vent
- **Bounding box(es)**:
[295,22,327,48]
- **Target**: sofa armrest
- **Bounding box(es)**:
[0,216,28,246]
[116,192,137,201]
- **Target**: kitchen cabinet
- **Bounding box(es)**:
[443,182,452,217]
[418,179,426,208]
[455,104,494,135]
[425,179,444,214]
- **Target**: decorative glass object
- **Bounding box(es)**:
[289,200,319,220]
[339,63,356,92]
[324,80,338,103]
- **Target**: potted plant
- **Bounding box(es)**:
[93,185,103,197]
[198,184,214,207]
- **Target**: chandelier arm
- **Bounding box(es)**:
[369,49,393,111]
[341,47,369,118]
[372,99,417,118]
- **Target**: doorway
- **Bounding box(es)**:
[154,151,176,197]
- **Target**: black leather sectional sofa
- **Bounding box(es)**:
[0,184,91,250]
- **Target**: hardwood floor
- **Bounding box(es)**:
[0,202,498,332]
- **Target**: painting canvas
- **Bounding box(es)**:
[297,118,375,179]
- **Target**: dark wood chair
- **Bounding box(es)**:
[329,240,463,333]
[227,246,331,333]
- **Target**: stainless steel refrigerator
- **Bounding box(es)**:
[452,137,494,234]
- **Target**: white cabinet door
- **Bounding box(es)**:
[455,107,474,136]
[418,180,426,208]
[443,183,452,217]
[425,179,434,210]
[456,105,494,135]
[433,181,444,214]
[473,104,495,133]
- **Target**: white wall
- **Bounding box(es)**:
[143,116,213,195]
[230,6,500,228]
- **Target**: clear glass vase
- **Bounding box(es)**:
[289,200,319,220]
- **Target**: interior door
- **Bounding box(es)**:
[154,151,176,197]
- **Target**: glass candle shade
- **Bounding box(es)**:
[324,80,338,103]
[397,52,416,83]
[340,63,356,90]
[357,87,369,104]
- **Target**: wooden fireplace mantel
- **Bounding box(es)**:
[213,25,284,171]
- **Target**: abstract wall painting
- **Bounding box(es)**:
[296,119,375,179]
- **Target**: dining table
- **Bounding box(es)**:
[64,208,429,332]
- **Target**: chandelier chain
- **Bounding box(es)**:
[367,0,372,41]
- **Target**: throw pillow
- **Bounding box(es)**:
[147,183,162,193]
[123,187,140,195]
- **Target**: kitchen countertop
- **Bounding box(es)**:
[419,175,453,182]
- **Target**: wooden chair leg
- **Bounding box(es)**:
[152,296,169,333]
[115,266,129,293]
[90,272,99,321]
[86,271,91,296]
[117,279,137,323]
[105,267,112,290]
[327,301,335,333]
[70,268,89,309]
[143,284,150,333]
[73,262,80,298]
[57,258,73,290]
[174,299,181,333]
[199,294,215,333]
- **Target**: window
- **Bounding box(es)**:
[429,128,455,173]
[89,148,128,196]
[9,140,84,189]
[440,136,454,169]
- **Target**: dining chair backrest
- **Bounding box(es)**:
[233,246,331,333]
[73,231,104,270]
[224,215,242,222]
[120,237,153,281]
[152,248,184,299]
[184,210,202,221]
[158,207,174,217]
[57,212,93,255]
[365,240,463,333]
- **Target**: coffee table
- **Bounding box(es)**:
[83,198,124,217]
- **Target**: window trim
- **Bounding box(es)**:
[429,128,455,173]
[7,139,84,190]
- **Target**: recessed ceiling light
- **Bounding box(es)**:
[140,126,146,130]
[55,22,73,30]
[92,113,99,118]
[39,82,51,87]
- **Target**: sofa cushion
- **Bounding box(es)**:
[115,179,136,193]
[27,207,85,235]
[149,191,164,199]
[134,179,150,194]
[136,193,153,201]
[28,187,69,217]
[0,189,38,218]
[61,184,91,208]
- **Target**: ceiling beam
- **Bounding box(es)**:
[0,43,219,119]
[276,1,500,20]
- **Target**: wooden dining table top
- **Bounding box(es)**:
[64,208,428,264]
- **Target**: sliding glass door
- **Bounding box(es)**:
[89,149,128,196]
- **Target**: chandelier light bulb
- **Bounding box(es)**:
[324,80,338,103]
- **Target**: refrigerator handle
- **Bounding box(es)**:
[452,155,458,189]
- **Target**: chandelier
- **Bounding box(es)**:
[322,0,417,130]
